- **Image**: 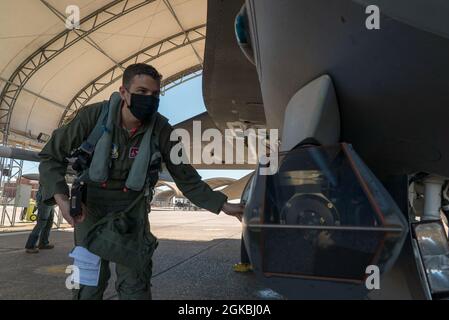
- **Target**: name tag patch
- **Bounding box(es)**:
[129,147,139,159]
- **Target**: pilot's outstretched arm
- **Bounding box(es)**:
[158,120,227,213]
[159,120,243,218]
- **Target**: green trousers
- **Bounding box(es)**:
[72,186,154,300]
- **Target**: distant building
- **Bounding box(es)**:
[2,178,39,199]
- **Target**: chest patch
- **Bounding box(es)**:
[129,147,139,159]
[111,143,119,159]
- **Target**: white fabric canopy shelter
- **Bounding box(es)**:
[0,0,207,151]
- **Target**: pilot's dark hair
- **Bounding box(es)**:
[123,63,162,88]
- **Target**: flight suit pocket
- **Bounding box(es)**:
[143,230,158,256]
[85,218,141,269]
[82,194,150,277]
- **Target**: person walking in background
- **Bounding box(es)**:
[25,187,55,254]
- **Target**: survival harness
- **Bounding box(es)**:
[69,92,166,217]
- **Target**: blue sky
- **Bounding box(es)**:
[23,76,253,181]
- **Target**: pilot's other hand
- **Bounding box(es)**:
[221,202,245,222]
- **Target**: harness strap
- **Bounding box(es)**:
[79,101,109,155]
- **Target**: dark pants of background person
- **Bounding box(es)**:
[25,203,55,249]
[241,236,250,264]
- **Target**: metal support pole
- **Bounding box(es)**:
[0,157,5,226]
[0,157,23,227]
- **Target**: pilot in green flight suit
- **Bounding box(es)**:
[38,63,244,300]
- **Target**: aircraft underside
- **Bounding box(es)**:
[204,0,449,299]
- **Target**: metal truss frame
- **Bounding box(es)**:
[0,0,157,145]
[60,25,206,125]
[162,0,203,67]
[0,1,206,229]
[0,62,202,228]
[161,65,202,94]
[0,158,23,227]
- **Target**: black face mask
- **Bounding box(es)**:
[126,91,160,123]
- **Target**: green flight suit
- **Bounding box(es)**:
[38,97,228,300]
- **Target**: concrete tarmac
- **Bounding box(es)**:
[0,209,281,300]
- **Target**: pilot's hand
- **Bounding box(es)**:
[221,202,245,222]
[54,194,86,227]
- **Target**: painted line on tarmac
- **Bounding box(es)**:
[0,228,73,237]
[0,248,27,255]
[0,231,31,237]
